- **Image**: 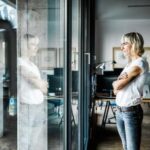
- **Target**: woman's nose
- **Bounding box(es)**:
[120,45,123,50]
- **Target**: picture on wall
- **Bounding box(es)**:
[37,48,57,69]
[143,47,150,70]
[113,47,128,69]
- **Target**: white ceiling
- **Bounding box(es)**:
[96,0,150,20]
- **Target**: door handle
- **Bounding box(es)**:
[84,53,90,64]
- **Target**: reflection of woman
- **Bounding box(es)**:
[113,32,149,150]
[18,34,48,150]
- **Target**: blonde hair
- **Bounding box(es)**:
[121,32,144,56]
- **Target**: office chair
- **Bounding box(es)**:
[48,98,63,117]
[47,75,64,125]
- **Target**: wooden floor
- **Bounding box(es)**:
[90,103,150,150]
[1,103,150,150]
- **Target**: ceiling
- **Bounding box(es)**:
[96,0,150,20]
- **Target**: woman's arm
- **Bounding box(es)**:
[19,66,48,94]
[112,66,142,94]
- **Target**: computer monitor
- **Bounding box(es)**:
[96,75,117,93]
[48,75,63,95]
[54,68,63,76]
[96,69,122,93]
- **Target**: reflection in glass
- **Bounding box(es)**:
[18,34,48,150]
[0,33,5,137]
[71,0,79,149]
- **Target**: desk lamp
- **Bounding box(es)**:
[96,60,116,75]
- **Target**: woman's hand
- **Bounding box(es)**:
[28,77,48,94]
[112,81,119,95]
[113,89,119,95]
[39,80,48,94]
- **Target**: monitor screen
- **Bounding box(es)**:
[96,75,117,93]
[48,70,79,94]
[48,75,63,95]
[54,68,63,76]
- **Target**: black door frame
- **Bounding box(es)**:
[64,0,95,149]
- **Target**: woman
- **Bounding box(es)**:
[112,32,149,150]
[18,34,48,150]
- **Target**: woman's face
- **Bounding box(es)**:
[121,38,132,59]
[27,37,39,57]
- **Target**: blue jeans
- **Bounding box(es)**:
[18,102,47,150]
[116,105,143,150]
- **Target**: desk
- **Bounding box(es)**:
[95,93,150,128]
[143,98,150,103]
[95,94,116,128]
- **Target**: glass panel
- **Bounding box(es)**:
[0,1,17,146]
[71,0,79,149]
[0,27,17,149]
[17,0,65,149]
[0,32,5,137]
[47,0,64,149]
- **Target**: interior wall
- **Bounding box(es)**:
[95,19,150,70]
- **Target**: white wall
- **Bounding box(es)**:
[95,19,150,70]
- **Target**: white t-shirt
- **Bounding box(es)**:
[18,57,44,104]
[116,57,149,107]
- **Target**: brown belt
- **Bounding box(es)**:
[117,104,141,112]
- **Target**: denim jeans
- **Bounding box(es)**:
[116,105,143,150]
[18,101,47,150]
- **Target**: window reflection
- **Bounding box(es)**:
[18,34,48,150]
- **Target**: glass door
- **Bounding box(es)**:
[17,0,91,149]
[17,0,76,149]
[17,0,65,149]
[0,23,17,149]
[70,0,79,149]
[0,31,5,137]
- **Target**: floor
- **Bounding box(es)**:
[0,102,78,150]
[0,115,17,150]
[92,102,150,150]
[0,102,150,150]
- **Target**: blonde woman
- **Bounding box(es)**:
[18,34,48,150]
[113,32,149,150]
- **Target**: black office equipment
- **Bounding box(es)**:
[47,68,77,126]
[48,75,63,95]
[96,70,122,127]
[96,69,122,93]
[54,68,63,76]
[48,70,79,94]
[96,75,117,93]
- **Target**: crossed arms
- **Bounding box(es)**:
[112,66,142,95]
[19,65,48,94]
